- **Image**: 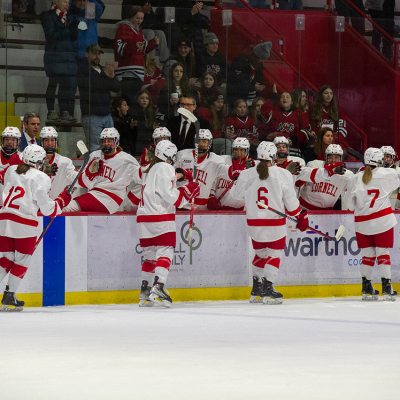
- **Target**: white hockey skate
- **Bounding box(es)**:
[382,278,397,302]
[149,278,172,308]
[249,277,263,303]
[0,289,24,312]
[139,280,154,308]
[261,278,283,305]
[361,278,379,301]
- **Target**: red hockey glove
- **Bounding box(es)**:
[8,153,23,166]
[140,144,155,166]
[324,162,345,177]
[181,181,200,202]
[175,168,193,182]
[296,210,309,232]
[228,157,246,180]
[285,161,301,175]
[43,163,58,177]
[55,190,72,209]
[86,159,104,181]
[207,195,221,210]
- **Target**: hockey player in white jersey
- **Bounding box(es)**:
[140,127,172,168]
[273,136,305,174]
[0,145,71,311]
[380,146,400,210]
[63,128,139,214]
[39,127,78,200]
[298,144,353,210]
[132,141,200,307]
[344,148,400,301]
[230,141,309,304]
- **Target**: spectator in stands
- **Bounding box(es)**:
[20,112,41,150]
[166,93,210,150]
[114,6,159,106]
[158,62,192,119]
[78,44,121,152]
[129,89,160,156]
[227,42,271,108]
[303,127,334,164]
[143,53,165,105]
[291,88,309,113]
[112,98,137,155]
[42,0,79,122]
[197,91,231,155]
[195,71,220,107]
[308,85,348,142]
[196,32,227,87]
[250,96,268,141]
[169,38,197,83]
[336,0,365,35]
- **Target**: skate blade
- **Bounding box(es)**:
[0,304,23,312]
[262,297,283,305]
[249,296,263,303]
[139,299,154,307]
[383,294,396,302]
[362,294,379,301]
[149,294,172,308]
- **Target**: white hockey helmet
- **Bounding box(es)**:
[232,137,250,157]
[364,147,384,167]
[380,145,396,167]
[325,144,343,163]
[273,136,289,148]
[152,127,171,144]
[1,126,21,155]
[198,129,213,152]
[100,127,120,143]
[155,140,177,165]
[257,141,277,161]
[22,144,46,170]
[40,126,58,154]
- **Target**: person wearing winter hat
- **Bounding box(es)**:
[227,41,272,108]
[168,38,197,81]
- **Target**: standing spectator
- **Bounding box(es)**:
[250,96,267,141]
[196,32,227,87]
[20,112,41,150]
[291,88,309,113]
[336,0,366,35]
[114,6,159,106]
[228,42,271,107]
[195,71,220,107]
[112,98,137,155]
[226,99,258,141]
[78,44,121,152]
[42,0,78,122]
[303,127,334,164]
[143,53,165,105]
[169,38,197,82]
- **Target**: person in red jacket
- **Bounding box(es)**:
[114,6,159,106]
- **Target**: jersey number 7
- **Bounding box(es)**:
[367,189,379,208]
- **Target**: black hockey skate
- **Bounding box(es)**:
[139,280,154,307]
[361,277,379,301]
[149,276,172,308]
[0,289,24,312]
[382,278,397,302]
[261,278,283,305]
[250,276,263,303]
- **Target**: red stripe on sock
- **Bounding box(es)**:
[0,257,13,273]
[142,260,156,273]
[156,257,171,270]
[362,257,376,267]
[10,263,28,279]
[377,255,390,265]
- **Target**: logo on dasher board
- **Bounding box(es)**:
[181,221,202,264]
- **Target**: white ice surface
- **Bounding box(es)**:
[2,298,400,400]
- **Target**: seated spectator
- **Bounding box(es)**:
[197,92,231,155]
[112,98,137,155]
[42,0,78,122]
[21,112,41,150]
[227,42,271,107]
[250,96,268,142]
[114,6,159,106]
[196,32,227,87]
[307,85,348,141]
[303,127,334,164]
[195,71,220,107]
[226,99,258,142]
[158,62,192,119]
[291,88,309,113]
[130,89,160,156]
[169,38,197,83]
[143,53,165,105]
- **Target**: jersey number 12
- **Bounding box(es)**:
[4,186,25,210]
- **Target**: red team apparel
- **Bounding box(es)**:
[47,153,78,200]
[309,106,348,139]
[78,150,139,214]
[226,116,258,141]
[175,150,229,210]
[0,150,21,206]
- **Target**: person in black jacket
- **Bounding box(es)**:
[112,98,137,155]
[77,44,121,152]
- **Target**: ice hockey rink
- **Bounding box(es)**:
[3,297,400,400]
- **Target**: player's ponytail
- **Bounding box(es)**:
[143,156,163,173]
[16,164,30,175]
[362,165,373,185]
[256,160,269,180]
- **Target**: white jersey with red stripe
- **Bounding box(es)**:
[47,153,78,200]
[0,165,61,238]
[175,150,229,210]
[344,167,399,235]
[230,165,301,242]
[135,162,189,242]
[210,156,244,209]
[0,149,22,206]
[78,150,139,214]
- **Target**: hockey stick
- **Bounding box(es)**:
[217,182,233,202]
[256,201,346,241]
[346,148,364,164]
[34,141,90,250]
[178,107,200,248]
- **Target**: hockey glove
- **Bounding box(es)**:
[296,210,309,232]
[145,144,155,163]
[181,181,200,202]
[86,159,104,181]
[324,162,345,177]
[55,190,72,209]
[245,157,256,169]
[207,195,221,210]
[8,153,23,166]
[285,161,301,175]
[228,157,246,181]
[43,162,58,177]
[175,168,193,182]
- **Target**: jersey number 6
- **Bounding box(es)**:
[367,189,379,208]
[4,186,25,210]
[257,187,268,209]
